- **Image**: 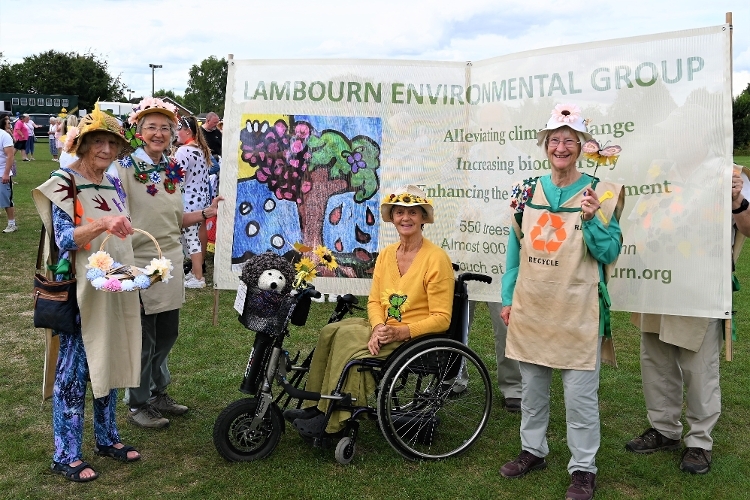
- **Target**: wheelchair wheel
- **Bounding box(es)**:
[334,436,356,464]
[213,398,283,462]
[376,338,492,461]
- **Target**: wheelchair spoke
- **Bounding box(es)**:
[377,340,492,461]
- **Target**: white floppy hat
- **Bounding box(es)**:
[536,103,593,147]
[380,185,434,223]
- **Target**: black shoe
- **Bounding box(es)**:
[566,470,596,500]
[680,447,712,474]
[625,427,681,454]
[293,413,327,437]
[283,406,321,424]
[504,397,521,413]
[500,450,547,478]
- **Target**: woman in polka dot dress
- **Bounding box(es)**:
[176,115,212,288]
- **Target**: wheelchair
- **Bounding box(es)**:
[213,269,493,464]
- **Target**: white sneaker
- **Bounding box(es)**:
[185,276,206,289]
[2,224,17,233]
[185,271,195,281]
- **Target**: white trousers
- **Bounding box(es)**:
[519,338,602,474]
[640,319,722,450]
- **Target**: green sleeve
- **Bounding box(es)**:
[582,211,622,281]
[501,228,521,306]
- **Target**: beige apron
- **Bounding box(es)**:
[117,150,185,314]
[507,179,623,370]
[33,170,142,399]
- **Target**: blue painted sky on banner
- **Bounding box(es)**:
[1,0,748,102]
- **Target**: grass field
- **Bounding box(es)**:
[1,151,749,499]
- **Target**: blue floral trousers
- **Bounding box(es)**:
[52,329,120,464]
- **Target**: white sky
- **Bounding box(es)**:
[1,0,748,101]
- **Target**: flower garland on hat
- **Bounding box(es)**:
[62,102,130,156]
[127,97,178,125]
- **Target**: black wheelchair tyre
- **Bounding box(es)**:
[376,338,492,461]
[213,398,283,462]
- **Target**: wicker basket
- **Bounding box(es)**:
[239,287,297,335]
[87,228,170,292]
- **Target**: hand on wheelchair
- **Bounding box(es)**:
[368,323,410,355]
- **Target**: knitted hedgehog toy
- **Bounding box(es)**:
[239,252,296,331]
[240,251,295,294]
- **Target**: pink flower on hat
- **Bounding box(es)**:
[63,127,80,152]
[128,97,178,125]
[551,104,582,123]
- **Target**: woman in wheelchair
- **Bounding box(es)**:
[283,185,455,438]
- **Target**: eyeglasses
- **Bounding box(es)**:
[548,138,580,148]
[143,125,171,134]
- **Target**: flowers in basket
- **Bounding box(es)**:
[86,251,173,292]
[291,243,339,289]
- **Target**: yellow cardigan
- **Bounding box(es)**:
[367,238,455,337]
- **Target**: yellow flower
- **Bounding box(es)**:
[313,245,338,270]
[295,257,316,273]
[87,251,114,271]
[293,257,318,287]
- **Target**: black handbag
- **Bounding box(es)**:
[33,273,78,333]
[33,173,79,333]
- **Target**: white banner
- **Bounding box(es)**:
[215,25,733,318]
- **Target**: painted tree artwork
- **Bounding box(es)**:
[232,114,382,279]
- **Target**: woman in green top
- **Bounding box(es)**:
[498,104,624,500]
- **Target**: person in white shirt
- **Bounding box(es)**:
[0,115,17,233]
[48,117,59,161]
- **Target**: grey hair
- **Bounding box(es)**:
[205,111,219,121]
[136,114,176,143]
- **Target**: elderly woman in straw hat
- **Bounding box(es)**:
[117,98,222,429]
[33,104,142,482]
[284,185,455,438]
[498,104,624,500]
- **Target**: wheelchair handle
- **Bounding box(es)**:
[458,273,493,285]
[296,285,322,300]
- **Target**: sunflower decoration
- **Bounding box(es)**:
[292,242,339,288]
[314,246,339,271]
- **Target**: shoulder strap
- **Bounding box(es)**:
[36,172,77,275]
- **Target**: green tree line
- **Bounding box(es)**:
[734,83,750,154]
[0,50,227,117]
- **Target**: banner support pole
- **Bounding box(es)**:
[213,287,220,326]
[726,11,733,361]
[211,52,234,327]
